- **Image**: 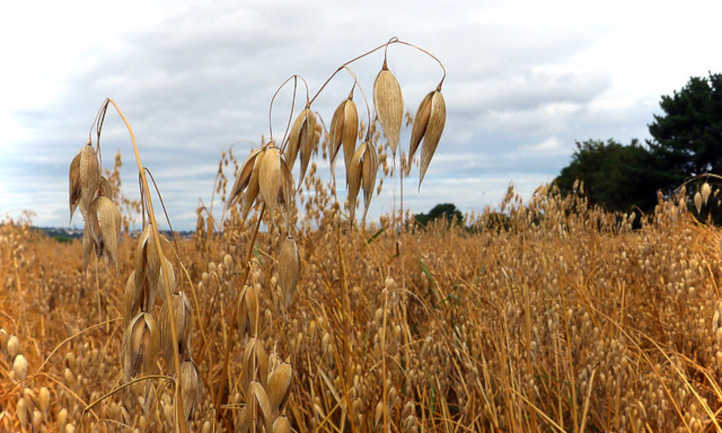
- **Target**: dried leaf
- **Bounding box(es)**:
[419,90,446,189]
[373,63,403,156]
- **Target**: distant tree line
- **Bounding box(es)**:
[554,72,722,222]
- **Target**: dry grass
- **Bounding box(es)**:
[3,38,722,433]
[2,182,722,432]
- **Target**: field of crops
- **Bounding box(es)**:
[3,178,722,433]
[3,38,722,433]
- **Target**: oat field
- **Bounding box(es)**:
[3,38,722,433]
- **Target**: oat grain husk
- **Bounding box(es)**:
[259,147,282,211]
[373,62,403,156]
[69,152,81,223]
[418,90,446,189]
[278,236,300,309]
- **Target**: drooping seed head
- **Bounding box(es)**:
[330,92,359,186]
[78,144,100,220]
[373,62,404,156]
[694,191,703,214]
[418,90,446,189]
[259,146,282,211]
[160,291,192,365]
[408,91,433,173]
[122,312,160,382]
[13,354,28,381]
[702,182,712,205]
[278,236,300,309]
[267,360,292,411]
[69,152,81,224]
[88,196,121,268]
[180,360,200,421]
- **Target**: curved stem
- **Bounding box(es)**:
[269,74,310,143]
[309,37,446,109]
[104,97,188,433]
[280,77,299,154]
[394,40,447,89]
[341,65,372,137]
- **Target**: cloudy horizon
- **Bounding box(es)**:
[2,0,721,230]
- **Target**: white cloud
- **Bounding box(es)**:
[2,0,722,229]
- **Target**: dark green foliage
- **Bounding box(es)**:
[554,139,664,214]
[414,203,463,227]
[648,73,722,178]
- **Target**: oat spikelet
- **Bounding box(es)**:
[123,271,137,325]
[160,290,192,365]
[373,61,403,156]
[93,196,121,268]
[694,191,703,214]
[69,152,81,223]
[98,176,115,200]
[361,140,379,222]
[242,151,263,221]
[298,109,318,187]
[408,91,433,173]
[330,92,359,185]
[267,361,292,410]
[347,142,366,221]
[81,225,94,272]
[251,381,274,429]
[273,417,291,433]
[134,225,162,312]
[702,182,712,205]
[278,236,300,309]
[418,89,446,189]
[122,312,160,382]
[79,144,100,219]
[180,360,200,421]
[259,146,282,211]
[279,158,295,218]
[228,149,262,210]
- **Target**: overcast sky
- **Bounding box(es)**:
[1,0,721,230]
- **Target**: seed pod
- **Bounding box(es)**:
[418,89,446,189]
[373,61,403,156]
[13,354,28,381]
[228,149,262,210]
[273,416,291,433]
[286,108,318,185]
[267,361,292,410]
[81,224,94,271]
[7,334,19,358]
[259,146,282,211]
[122,312,160,382]
[98,175,115,200]
[242,338,269,389]
[160,291,192,365]
[158,255,177,297]
[38,387,50,415]
[279,158,295,217]
[79,144,100,220]
[134,225,162,312]
[694,191,703,214]
[57,408,68,433]
[69,152,81,224]
[278,236,300,309]
[242,150,263,221]
[702,182,712,205]
[347,142,366,221]
[180,360,200,421]
[16,397,29,426]
[123,271,138,325]
[330,91,359,185]
[89,196,121,268]
[361,140,379,222]
[251,381,274,429]
[408,91,433,173]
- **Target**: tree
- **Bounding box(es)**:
[554,139,664,214]
[647,73,722,180]
[414,203,463,227]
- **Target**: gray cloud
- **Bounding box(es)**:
[0,1,690,229]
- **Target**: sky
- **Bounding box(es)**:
[1,0,721,230]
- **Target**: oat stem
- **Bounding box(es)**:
[104,97,188,433]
